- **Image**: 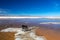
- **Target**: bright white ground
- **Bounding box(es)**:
[1,28,46,40]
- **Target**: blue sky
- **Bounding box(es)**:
[0,0,60,16]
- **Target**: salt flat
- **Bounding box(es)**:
[0,27,46,40]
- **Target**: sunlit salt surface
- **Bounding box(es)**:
[40,22,60,24]
[0,28,47,40]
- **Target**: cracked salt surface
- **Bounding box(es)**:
[0,28,46,40]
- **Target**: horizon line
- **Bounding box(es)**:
[0,16,60,19]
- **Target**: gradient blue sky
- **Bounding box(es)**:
[0,0,60,16]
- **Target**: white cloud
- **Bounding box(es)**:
[0,8,9,16]
[0,10,7,13]
[0,9,8,13]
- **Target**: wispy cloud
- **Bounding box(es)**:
[0,8,7,12]
[0,8,9,16]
